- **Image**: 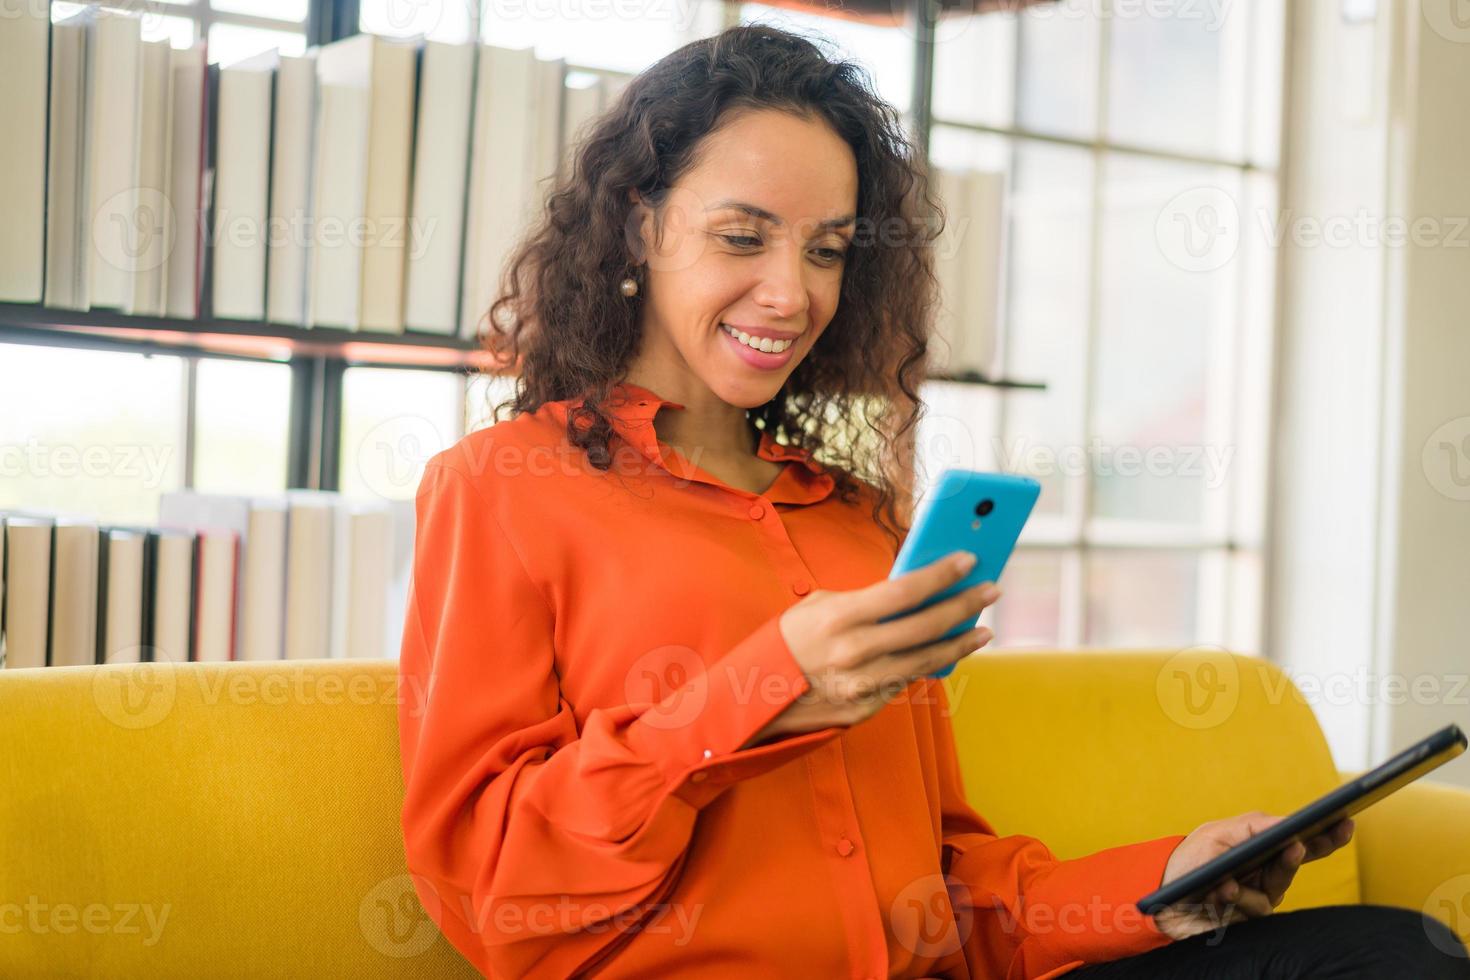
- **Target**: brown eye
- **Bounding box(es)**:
[719,234,760,248]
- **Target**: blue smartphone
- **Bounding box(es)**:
[881,469,1041,679]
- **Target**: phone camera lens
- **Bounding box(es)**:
[975,499,994,517]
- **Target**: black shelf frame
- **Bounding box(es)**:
[5,0,1044,494]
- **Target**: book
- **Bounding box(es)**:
[166,41,208,319]
[460,45,565,339]
[150,528,196,664]
[44,9,92,311]
[193,528,238,662]
[282,491,336,659]
[51,518,101,667]
[210,50,277,321]
[84,8,144,312]
[0,0,51,302]
[96,526,146,665]
[2,516,54,670]
[128,38,176,317]
[265,52,318,326]
[359,35,420,334]
[239,500,287,661]
[402,39,476,336]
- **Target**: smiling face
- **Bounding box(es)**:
[628,107,860,411]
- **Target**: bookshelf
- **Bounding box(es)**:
[2,0,1046,500]
[0,302,489,371]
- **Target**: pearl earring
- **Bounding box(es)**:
[619,275,639,297]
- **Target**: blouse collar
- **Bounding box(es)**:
[595,380,836,504]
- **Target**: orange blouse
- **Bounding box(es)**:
[397,380,1187,979]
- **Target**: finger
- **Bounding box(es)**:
[891,623,993,679]
[1230,884,1275,918]
[1302,818,1354,861]
[853,551,978,625]
[1259,842,1305,905]
[857,578,1001,659]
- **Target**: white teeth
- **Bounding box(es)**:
[722,323,793,354]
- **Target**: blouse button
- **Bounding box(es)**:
[702,748,713,760]
[792,582,811,596]
[747,504,765,520]
[836,837,855,857]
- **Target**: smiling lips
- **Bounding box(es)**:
[720,322,798,354]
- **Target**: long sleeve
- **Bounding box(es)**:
[396,459,843,978]
[923,678,1188,979]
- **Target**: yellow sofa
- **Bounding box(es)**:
[1,649,1466,977]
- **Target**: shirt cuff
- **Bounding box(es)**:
[1018,832,1188,965]
[624,615,844,809]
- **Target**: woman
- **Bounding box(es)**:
[397,24,1469,979]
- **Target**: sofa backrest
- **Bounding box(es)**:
[0,648,1360,976]
[0,659,477,978]
[943,648,1361,912]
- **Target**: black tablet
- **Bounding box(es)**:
[1135,723,1467,916]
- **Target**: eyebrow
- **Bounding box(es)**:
[705,198,857,233]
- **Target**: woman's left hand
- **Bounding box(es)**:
[1151,811,1355,941]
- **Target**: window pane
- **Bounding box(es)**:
[193,359,291,494]
[1001,140,1092,520]
[142,14,197,48]
[1015,0,1099,139]
[0,344,186,525]
[362,0,472,43]
[990,549,1063,649]
[914,380,1002,498]
[1105,1,1250,159]
[739,4,914,113]
[484,0,691,75]
[206,23,307,66]
[466,372,518,434]
[1084,549,1199,646]
[1092,155,1240,526]
[339,368,464,502]
[212,0,307,21]
[930,9,1016,129]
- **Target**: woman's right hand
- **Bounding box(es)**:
[744,552,1000,746]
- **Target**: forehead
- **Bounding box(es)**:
[682,108,858,221]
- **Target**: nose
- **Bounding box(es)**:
[750,246,810,322]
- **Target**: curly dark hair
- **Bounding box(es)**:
[473,22,947,551]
